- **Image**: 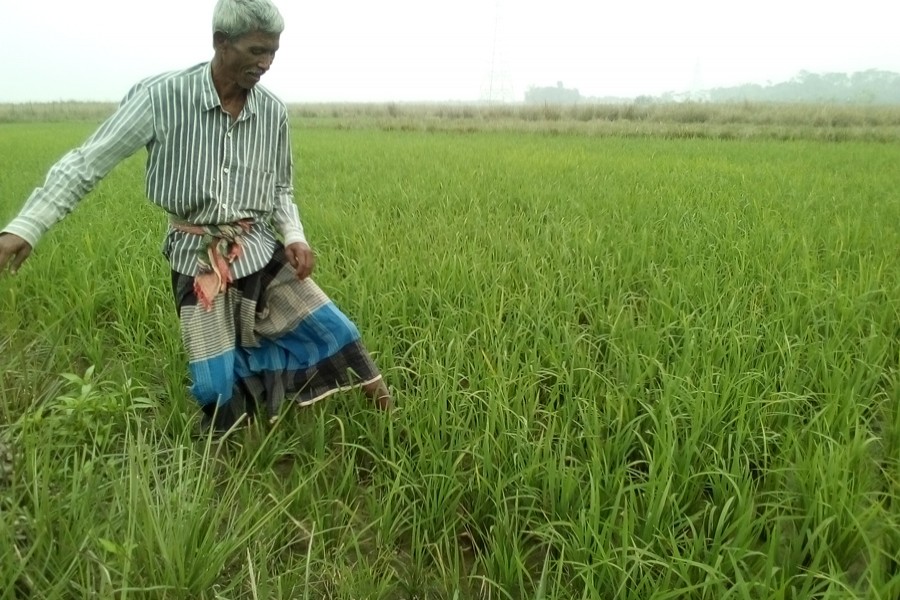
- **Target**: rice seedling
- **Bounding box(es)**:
[1,117,898,598]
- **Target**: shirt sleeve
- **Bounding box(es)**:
[2,85,155,247]
[271,113,307,247]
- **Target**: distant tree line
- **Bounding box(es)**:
[700,70,900,104]
[525,70,900,105]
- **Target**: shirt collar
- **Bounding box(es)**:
[199,63,220,112]
[244,87,258,117]
[199,62,258,118]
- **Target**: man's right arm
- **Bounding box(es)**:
[1,85,155,259]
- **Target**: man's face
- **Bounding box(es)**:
[215,31,280,90]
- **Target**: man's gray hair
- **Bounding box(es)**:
[212,0,284,40]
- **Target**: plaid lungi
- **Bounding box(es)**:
[171,243,382,431]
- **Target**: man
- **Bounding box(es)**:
[0,0,391,432]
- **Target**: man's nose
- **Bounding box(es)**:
[258,54,274,70]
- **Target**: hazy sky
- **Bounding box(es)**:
[2,0,897,103]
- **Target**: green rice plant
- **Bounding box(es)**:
[1,120,899,598]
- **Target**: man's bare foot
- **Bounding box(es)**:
[362,378,393,411]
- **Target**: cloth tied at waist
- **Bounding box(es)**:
[170,218,254,311]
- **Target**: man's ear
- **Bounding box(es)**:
[213,31,229,51]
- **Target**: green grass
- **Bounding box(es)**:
[1,121,899,598]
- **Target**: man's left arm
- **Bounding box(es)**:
[272,114,314,279]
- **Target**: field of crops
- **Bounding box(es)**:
[1,115,898,598]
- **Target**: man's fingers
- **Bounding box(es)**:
[0,248,19,275]
[0,234,32,275]
[297,253,310,279]
[10,246,30,273]
[295,250,314,280]
[301,249,315,279]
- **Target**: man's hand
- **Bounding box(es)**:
[285,241,315,280]
[0,233,32,276]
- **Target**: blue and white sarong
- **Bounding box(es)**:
[171,243,382,431]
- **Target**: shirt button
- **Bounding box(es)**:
[227,131,233,137]
[223,167,230,174]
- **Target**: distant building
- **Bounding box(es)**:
[524,82,581,104]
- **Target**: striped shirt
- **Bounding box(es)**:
[2,62,306,278]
